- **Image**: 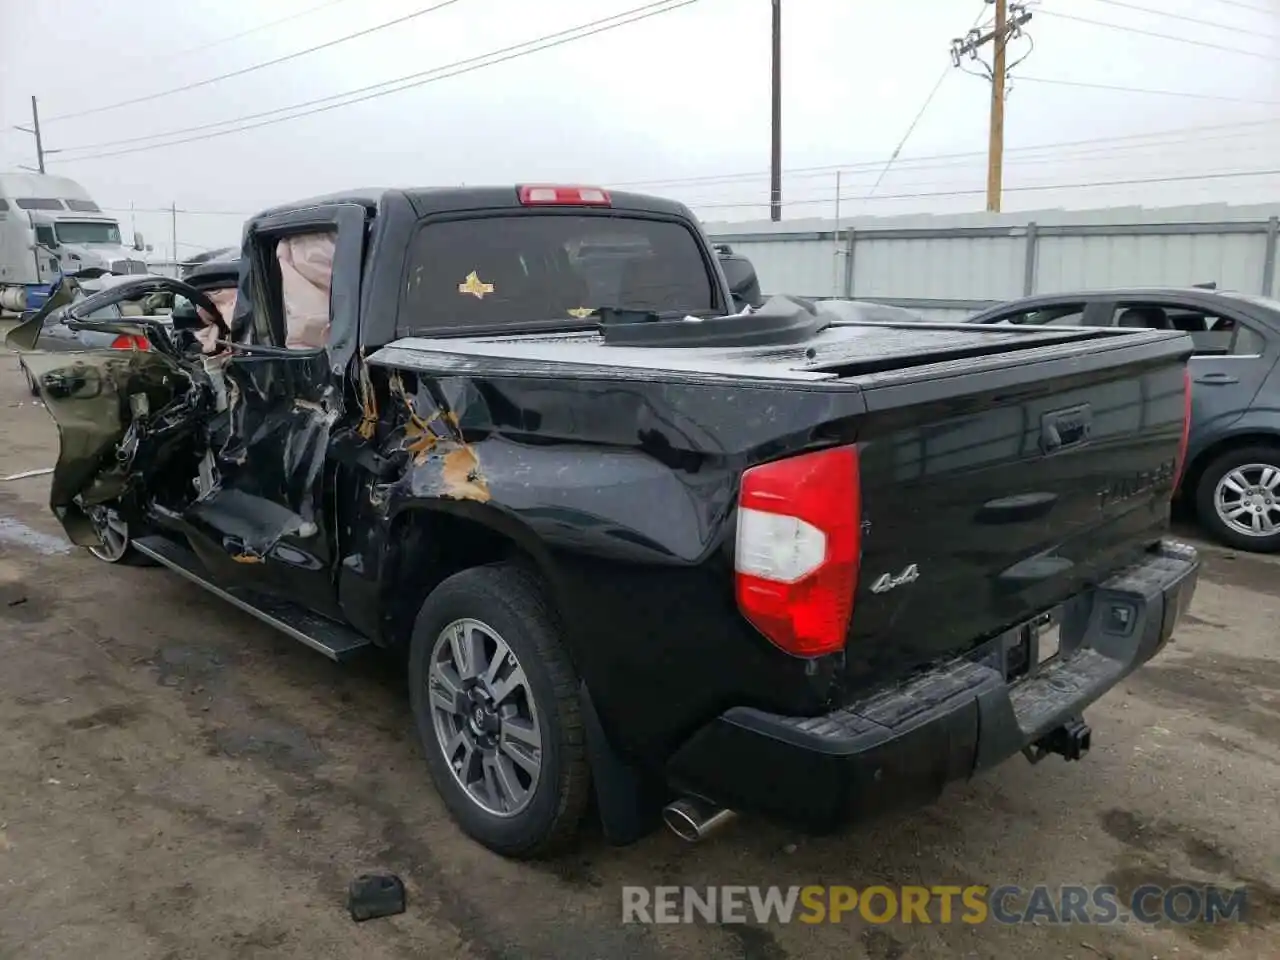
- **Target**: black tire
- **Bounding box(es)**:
[1194,444,1280,552]
[408,564,589,858]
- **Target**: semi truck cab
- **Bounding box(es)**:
[0,172,149,312]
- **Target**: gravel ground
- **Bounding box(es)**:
[0,340,1277,960]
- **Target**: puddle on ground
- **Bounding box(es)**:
[0,516,70,556]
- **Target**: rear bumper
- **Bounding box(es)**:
[665,539,1199,831]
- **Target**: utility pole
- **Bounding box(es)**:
[987,0,1007,213]
[770,0,782,222]
[14,97,52,174]
[951,1,1033,212]
[171,202,178,275]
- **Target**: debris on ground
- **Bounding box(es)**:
[347,872,406,922]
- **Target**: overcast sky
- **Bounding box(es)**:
[2,0,1278,258]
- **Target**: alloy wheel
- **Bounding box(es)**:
[1214,462,1280,538]
[427,617,543,817]
[87,507,131,562]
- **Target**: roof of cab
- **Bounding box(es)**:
[247,185,696,224]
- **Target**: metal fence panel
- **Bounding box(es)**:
[852,234,1025,301]
[706,204,1280,313]
[1033,231,1266,294]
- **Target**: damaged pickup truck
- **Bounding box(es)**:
[10,184,1200,858]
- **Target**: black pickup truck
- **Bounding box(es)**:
[9,184,1200,858]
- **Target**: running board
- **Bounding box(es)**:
[133,535,371,662]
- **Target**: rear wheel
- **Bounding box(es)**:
[1195,445,1280,552]
[408,564,589,858]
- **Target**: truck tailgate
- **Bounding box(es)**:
[831,328,1192,694]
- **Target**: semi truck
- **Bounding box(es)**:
[0,172,149,313]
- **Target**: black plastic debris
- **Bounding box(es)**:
[348,872,406,922]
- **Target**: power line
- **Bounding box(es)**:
[1210,0,1280,16]
[41,0,466,124]
[687,167,1280,210]
[146,0,361,62]
[53,0,701,162]
[862,5,989,201]
[58,0,690,156]
[1013,74,1280,107]
[666,139,1280,197]
[1081,0,1280,39]
[608,117,1280,190]
[101,206,253,216]
[1036,9,1278,59]
[101,131,1280,220]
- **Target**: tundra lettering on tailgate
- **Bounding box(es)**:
[1096,460,1176,511]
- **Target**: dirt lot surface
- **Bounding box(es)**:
[0,340,1277,960]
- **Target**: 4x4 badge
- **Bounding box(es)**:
[870,564,920,594]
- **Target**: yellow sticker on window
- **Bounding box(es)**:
[458,270,495,299]
[567,307,595,319]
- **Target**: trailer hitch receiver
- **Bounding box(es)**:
[1023,716,1092,764]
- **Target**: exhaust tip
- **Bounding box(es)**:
[662,797,735,843]
[663,803,704,843]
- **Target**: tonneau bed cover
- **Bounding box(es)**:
[368,320,1190,388]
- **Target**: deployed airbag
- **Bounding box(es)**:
[277,232,336,349]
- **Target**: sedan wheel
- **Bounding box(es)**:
[1196,445,1280,553]
[1215,464,1280,538]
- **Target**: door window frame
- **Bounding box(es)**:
[244,203,367,376]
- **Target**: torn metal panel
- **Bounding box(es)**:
[200,350,341,557]
[356,349,379,441]
[381,370,490,504]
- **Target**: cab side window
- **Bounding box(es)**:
[34,225,56,248]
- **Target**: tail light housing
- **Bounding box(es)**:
[734,444,861,657]
[1174,367,1192,491]
[110,334,150,351]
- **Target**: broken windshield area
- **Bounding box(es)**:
[55,221,122,245]
[396,215,716,335]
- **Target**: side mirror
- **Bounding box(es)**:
[718,253,763,312]
[41,363,104,401]
[133,231,145,251]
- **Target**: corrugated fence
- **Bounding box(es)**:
[705,203,1280,320]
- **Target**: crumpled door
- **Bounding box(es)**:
[7,275,222,546]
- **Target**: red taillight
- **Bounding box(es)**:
[734,444,861,657]
[110,334,150,351]
[1174,367,1192,490]
[517,184,611,206]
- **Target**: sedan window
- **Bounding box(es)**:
[1113,302,1266,356]
[988,304,1087,326]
